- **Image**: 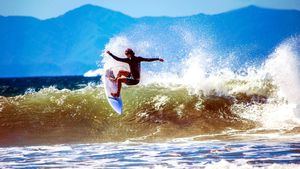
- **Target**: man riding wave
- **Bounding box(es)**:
[106,48,164,97]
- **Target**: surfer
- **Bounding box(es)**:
[106,48,164,97]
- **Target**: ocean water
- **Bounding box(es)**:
[1,36,300,168]
[1,141,300,168]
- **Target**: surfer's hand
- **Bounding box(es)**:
[106,51,111,55]
[159,58,164,62]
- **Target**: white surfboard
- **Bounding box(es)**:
[102,69,123,114]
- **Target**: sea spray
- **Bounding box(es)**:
[101,34,300,132]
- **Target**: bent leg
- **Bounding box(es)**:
[109,70,130,82]
[117,70,131,78]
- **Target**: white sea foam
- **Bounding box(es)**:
[1,142,299,168]
[236,37,300,129]
[204,159,300,169]
[83,68,103,77]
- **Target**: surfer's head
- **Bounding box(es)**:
[125,48,135,58]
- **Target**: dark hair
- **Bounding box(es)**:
[125,48,135,55]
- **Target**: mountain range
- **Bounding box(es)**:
[0,5,299,77]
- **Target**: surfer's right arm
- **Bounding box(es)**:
[106,51,128,63]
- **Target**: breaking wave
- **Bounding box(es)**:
[1,33,300,146]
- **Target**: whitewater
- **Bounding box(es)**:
[1,30,300,167]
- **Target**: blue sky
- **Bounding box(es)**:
[0,0,300,19]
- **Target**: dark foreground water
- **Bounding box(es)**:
[1,140,300,168]
[0,76,100,97]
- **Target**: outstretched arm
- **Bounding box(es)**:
[139,57,164,62]
[106,51,129,63]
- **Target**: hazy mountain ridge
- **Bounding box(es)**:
[0,5,299,77]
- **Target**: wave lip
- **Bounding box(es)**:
[1,35,300,147]
[2,36,300,146]
[0,80,297,147]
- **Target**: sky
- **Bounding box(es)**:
[0,0,300,19]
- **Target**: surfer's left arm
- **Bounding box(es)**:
[139,57,164,62]
[106,51,129,63]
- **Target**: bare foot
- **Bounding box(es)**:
[111,92,120,97]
